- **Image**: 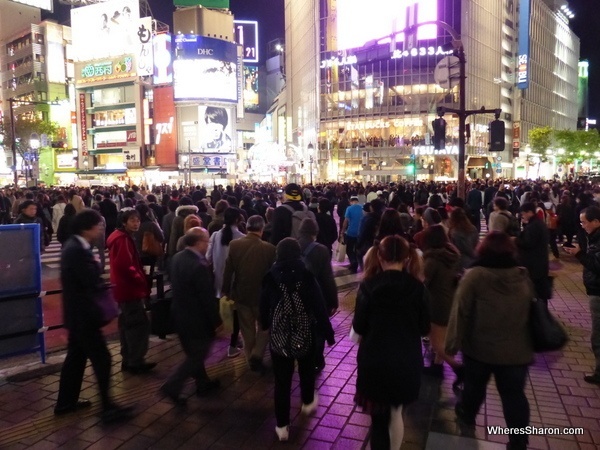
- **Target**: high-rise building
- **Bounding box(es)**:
[0,15,73,185]
[282,0,580,182]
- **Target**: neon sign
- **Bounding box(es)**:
[391,46,453,59]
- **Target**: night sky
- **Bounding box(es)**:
[45,0,597,119]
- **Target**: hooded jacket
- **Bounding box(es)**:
[423,245,461,326]
[106,229,148,302]
[445,261,534,365]
[168,205,199,256]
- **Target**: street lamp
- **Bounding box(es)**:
[308,142,314,185]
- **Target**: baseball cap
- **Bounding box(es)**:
[284,183,302,201]
[350,195,359,201]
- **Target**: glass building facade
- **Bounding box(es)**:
[284,0,579,182]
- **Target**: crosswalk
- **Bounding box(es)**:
[41,239,109,271]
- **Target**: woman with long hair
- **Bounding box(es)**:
[447,207,479,270]
[353,235,430,449]
[420,225,463,387]
[446,232,534,450]
[207,207,245,357]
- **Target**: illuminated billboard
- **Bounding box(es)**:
[336,0,437,51]
[198,106,233,154]
[517,0,530,89]
[153,86,177,166]
[153,34,173,85]
[8,0,52,11]
[173,35,238,103]
[71,0,140,62]
[243,66,259,111]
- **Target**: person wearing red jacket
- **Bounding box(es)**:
[107,209,156,374]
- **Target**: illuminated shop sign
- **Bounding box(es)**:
[391,46,453,59]
[234,20,259,63]
[153,34,173,85]
[76,56,136,84]
[186,154,234,169]
[153,86,177,166]
[345,118,424,130]
[243,66,259,111]
[137,17,153,77]
[320,55,358,68]
[517,0,531,89]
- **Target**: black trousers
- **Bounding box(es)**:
[271,346,316,427]
[370,406,391,449]
[163,335,212,395]
[461,355,529,447]
[345,235,360,271]
[56,326,112,411]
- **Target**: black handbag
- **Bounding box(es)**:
[529,298,568,352]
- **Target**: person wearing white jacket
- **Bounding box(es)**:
[206,207,245,357]
[52,195,67,235]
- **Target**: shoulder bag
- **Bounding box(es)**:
[94,283,119,326]
[142,230,163,257]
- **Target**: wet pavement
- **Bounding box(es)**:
[0,241,599,449]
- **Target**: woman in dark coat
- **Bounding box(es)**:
[353,235,430,450]
[260,238,335,442]
[556,194,576,246]
[57,204,77,247]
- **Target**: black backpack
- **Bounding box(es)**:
[270,280,313,358]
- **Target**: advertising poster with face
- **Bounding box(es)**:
[198,106,233,154]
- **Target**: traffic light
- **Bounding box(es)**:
[432,118,446,150]
[489,119,506,151]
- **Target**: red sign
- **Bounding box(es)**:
[79,93,87,152]
[153,86,177,166]
[127,131,138,143]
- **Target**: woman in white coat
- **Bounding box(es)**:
[207,207,245,357]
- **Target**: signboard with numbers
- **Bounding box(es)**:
[234,20,259,63]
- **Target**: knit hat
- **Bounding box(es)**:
[299,218,319,237]
[276,237,302,262]
[284,183,302,201]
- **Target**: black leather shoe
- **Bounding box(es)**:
[54,400,92,416]
[455,402,476,426]
[584,373,600,385]
[101,405,134,424]
[196,379,221,397]
[125,362,157,374]
[249,357,266,375]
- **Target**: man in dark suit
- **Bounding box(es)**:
[160,227,221,405]
[55,209,133,423]
[98,192,118,238]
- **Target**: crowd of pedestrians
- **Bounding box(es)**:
[3,176,600,447]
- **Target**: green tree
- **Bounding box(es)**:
[528,126,553,154]
[7,116,59,156]
[554,129,600,164]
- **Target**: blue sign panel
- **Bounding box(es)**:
[517,0,531,89]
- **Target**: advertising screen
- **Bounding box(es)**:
[336,0,437,51]
[198,106,233,154]
[153,34,173,85]
[243,66,259,111]
[173,35,238,103]
[71,0,140,62]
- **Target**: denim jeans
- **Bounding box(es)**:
[461,355,529,448]
[590,295,600,374]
